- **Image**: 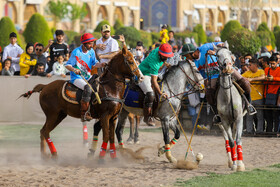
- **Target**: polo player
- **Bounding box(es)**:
[138,43,174,125]
[65,33,105,122]
[180,43,256,123]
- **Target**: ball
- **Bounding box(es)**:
[196,153,203,161]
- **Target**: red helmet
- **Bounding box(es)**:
[80,33,97,44]
[158,43,174,58]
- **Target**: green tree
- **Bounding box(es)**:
[273,25,280,33]
[68,2,87,22]
[274,31,280,50]
[46,0,68,28]
[0,17,21,49]
[193,24,207,45]
[257,22,275,48]
[113,19,124,31]
[221,20,242,42]
[256,31,271,47]
[228,29,261,55]
[139,30,152,48]
[166,24,172,32]
[94,20,115,35]
[23,13,52,47]
[115,27,141,48]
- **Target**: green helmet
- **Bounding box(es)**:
[180,43,197,56]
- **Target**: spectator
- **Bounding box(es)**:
[19,43,37,76]
[159,24,169,44]
[135,41,145,64]
[258,56,270,70]
[95,24,125,66]
[52,55,68,78]
[260,46,271,58]
[1,59,14,76]
[242,58,265,134]
[25,63,52,78]
[35,43,47,69]
[45,30,69,73]
[264,55,280,132]
[0,54,2,72]
[168,30,176,47]
[2,32,24,75]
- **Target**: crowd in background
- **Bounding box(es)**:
[0,24,279,136]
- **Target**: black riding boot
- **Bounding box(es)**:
[143,92,155,126]
[81,84,93,122]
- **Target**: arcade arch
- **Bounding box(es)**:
[97,6,108,25]
[24,5,37,25]
[205,9,214,32]
[113,7,124,24]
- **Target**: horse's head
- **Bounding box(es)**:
[213,41,234,75]
[121,45,144,83]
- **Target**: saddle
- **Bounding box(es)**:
[62,75,99,105]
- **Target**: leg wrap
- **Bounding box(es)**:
[83,125,88,140]
[231,141,237,161]
[99,142,108,158]
[82,84,92,102]
[237,145,243,161]
[225,140,231,153]
[110,143,116,159]
[169,138,178,149]
[46,138,57,154]
[118,141,124,146]
[144,92,155,108]
[91,136,98,151]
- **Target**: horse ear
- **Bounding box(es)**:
[213,43,218,52]
[122,45,128,56]
[224,41,229,49]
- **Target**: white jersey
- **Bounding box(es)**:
[95,36,119,64]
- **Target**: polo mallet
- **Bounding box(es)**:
[185,101,204,160]
[80,74,102,104]
[166,97,196,160]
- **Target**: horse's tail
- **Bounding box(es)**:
[17,84,46,99]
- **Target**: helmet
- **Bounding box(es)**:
[158,43,174,58]
[80,33,97,44]
[180,43,197,56]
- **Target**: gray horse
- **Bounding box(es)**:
[214,43,246,171]
[114,60,204,163]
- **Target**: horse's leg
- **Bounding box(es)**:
[109,117,118,159]
[115,109,129,148]
[235,117,245,171]
[82,121,89,147]
[127,113,134,144]
[99,115,110,161]
[134,115,140,144]
[218,124,232,168]
[88,120,102,157]
[161,117,177,163]
[40,112,67,159]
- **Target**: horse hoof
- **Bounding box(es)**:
[51,153,58,161]
[111,157,119,162]
[83,140,89,148]
[228,161,233,168]
[98,159,105,165]
[168,156,177,163]
[87,149,95,159]
[127,141,133,145]
[158,146,165,157]
[134,140,140,145]
[231,165,237,171]
[237,161,245,172]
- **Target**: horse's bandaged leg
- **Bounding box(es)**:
[83,124,88,141]
[237,145,243,160]
[99,142,108,158]
[46,138,57,154]
[169,138,178,149]
[225,140,231,153]
[165,144,177,163]
[118,141,124,148]
[91,136,98,151]
[110,143,116,159]
[230,143,237,162]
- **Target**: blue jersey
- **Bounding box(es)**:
[65,45,98,83]
[194,42,221,80]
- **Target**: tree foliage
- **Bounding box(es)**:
[23,13,52,47]
[139,30,152,48]
[228,29,261,56]
[221,20,242,42]
[68,2,87,21]
[115,27,141,48]
[46,0,68,26]
[257,22,275,48]
[0,17,21,49]
[273,25,280,33]
[113,19,124,31]
[94,20,115,35]
[256,31,271,47]
[193,24,207,45]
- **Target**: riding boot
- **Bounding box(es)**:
[81,100,93,122]
[143,107,155,126]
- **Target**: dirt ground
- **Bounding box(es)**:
[1,123,280,187]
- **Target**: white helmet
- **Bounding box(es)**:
[214,36,221,42]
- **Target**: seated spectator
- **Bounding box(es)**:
[2,32,24,75]
[1,59,14,76]
[19,43,37,76]
[264,55,280,132]
[52,55,68,78]
[25,63,52,78]
[242,58,265,134]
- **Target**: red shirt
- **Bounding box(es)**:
[264,67,280,96]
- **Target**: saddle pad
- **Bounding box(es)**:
[62,82,82,105]
[124,86,141,108]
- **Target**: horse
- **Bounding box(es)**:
[127,113,141,144]
[88,60,204,163]
[20,46,143,161]
[213,43,246,171]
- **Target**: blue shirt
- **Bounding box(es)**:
[65,45,98,83]
[194,42,221,80]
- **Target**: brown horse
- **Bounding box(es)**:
[20,46,143,161]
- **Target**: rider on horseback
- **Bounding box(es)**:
[138,43,174,125]
[180,43,256,124]
[65,33,105,122]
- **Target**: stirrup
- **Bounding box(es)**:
[213,115,221,124]
[247,105,257,115]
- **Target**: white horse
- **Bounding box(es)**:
[214,43,246,171]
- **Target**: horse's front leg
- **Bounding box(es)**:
[235,117,245,171]
[218,124,232,168]
[88,120,101,158]
[99,115,110,162]
[127,113,135,144]
[134,115,140,144]
[109,116,118,160]
[160,116,177,163]
[115,109,129,148]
